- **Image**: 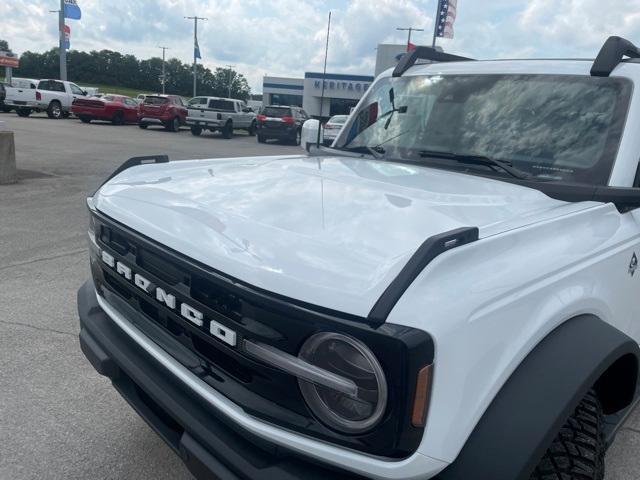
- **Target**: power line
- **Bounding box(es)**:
[184,16,208,97]
[158,46,170,94]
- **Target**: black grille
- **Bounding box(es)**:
[90,210,433,458]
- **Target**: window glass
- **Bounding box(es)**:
[263,106,292,117]
[188,97,206,106]
[144,96,169,105]
[70,84,84,95]
[338,74,631,185]
[208,99,235,110]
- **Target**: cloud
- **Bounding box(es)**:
[3,1,640,92]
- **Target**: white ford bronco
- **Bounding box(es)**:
[78,36,640,480]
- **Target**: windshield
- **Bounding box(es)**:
[336,74,631,185]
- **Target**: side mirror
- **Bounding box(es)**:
[301,119,323,152]
[82,90,88,96]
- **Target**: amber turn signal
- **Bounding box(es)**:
[411,364,433,427]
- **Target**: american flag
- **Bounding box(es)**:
[436,0,457,39]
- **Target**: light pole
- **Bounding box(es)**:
[158,46,170,94]
[396,26,424,50]
[185,16,207,97]
[225,64,235,98]
[49,4,67,80]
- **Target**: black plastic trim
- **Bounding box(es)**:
[437,315,640,480]
[368,227,479,324]
[78,280,365,480]
[392,47,474,77]
[591,36,640,77]
[89,211,434,457]
[94,154,169,195]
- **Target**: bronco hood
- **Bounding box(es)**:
[93,155,584,317]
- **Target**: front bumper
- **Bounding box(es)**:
[77,279,446,480]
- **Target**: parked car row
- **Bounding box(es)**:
[1,78,348,144]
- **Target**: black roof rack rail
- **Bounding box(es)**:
[591,36,640,77]
[392,46,475,77]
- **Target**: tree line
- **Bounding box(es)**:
[1,40,251,100]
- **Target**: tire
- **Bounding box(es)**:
[257,134,266,143]
[222,121,233,139]
[1,105,12,113]
[112,111,124,125]
[79,115,92,123]
[190,126,202,136]
[530,390,605,480]
[247,121,256,136]
[138,123,148,129]
[293,128,302,146]
[16,108,32,117]
[166,117,180,132]
[47,101,63,119]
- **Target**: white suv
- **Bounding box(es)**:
[78,36,640,480]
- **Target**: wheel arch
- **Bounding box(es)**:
[436,314,640,480]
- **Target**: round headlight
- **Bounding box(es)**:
[298,332,387,434]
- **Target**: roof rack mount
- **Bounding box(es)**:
[392,47,474,77]
[591,36,640,77]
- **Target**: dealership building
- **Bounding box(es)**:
[262,44,409,118]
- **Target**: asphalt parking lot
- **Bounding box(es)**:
[0,112,639,480]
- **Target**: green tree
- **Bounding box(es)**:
[9,47,251,98]
[0,39,9,51]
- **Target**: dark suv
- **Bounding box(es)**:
[256,105,309,145]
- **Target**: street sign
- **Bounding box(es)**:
[0,51,19,68]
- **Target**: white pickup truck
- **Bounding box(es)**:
[185,97,256,138]
[5,79,88,118]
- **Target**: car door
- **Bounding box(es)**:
[122,98,139,123]
[69,83,85,108]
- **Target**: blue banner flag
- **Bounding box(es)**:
[64,0,82,20]
[195,38,202,60]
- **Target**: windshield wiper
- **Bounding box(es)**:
[338,145,386,159]
[418,150,531,180]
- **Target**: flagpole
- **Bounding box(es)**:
[59,0,67,80]
[193,17,197,96]
[185,15,207,97]
[316,11,331,147]
[432,0,440,48]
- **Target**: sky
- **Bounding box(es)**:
[2,0,640,93]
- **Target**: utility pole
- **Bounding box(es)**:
[158,46,170,94]
[49,3,67,80]
[225,64,235,98]
[185,16,207,97]
[396,26,424,51]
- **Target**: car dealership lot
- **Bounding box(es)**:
[0,112,638,480]
[0,113,297,480]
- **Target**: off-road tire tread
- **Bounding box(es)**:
[530,390,605,480]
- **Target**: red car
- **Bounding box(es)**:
[72,94,139,125]
[138,95,187,132]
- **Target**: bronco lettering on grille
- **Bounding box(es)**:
[100,250,238,347]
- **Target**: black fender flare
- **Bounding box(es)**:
[437,315,639,480]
